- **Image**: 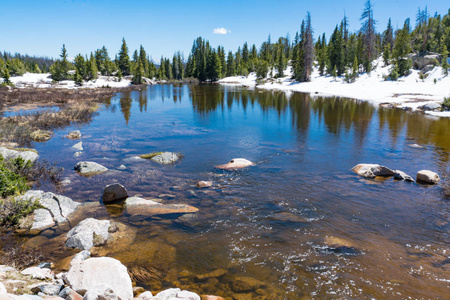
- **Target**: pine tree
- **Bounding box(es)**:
[226,51,235,77]
[442,45,449,75]
[89,53,98,80]
[383,43,391,66]
[382,18,394,51]
[117,69,122,82]
[352,55,359,79]
[360,0,377,72]
[132,61,144,84]
[393,20,412,76]
[2,67,11,85]
[74,69,83,86]
[33,63,41,73]
[118,38,131,75]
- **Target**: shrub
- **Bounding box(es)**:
[442,97,450,111]
[0,196,42,227]
[0,155,30,198]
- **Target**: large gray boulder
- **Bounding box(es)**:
[102,184,128,203]
[65,218,112,250]
[411,51,443,70]
[74,162,108,176]
[352,164,395,178]
[0,147,39,163]
[18,191,80,230]
[65,252,133,300]
[416,170,440,184]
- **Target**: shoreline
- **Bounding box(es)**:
[218,60,450,118]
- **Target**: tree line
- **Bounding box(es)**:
[1,1,449,86]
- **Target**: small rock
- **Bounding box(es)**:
[38,262,52,269]
[416,170,440,184]
[68,131,81,139]
[65,218,112,250]
[394,170,415,182]
[352,164,395,178]
[21,267,52,280]
[125,197,198,216]
[102,184,128,203]
[117,165,127,170]
[83,284,118,300]
[177,290,201,300]
[74,161,108,176]
[31,284,62,296]
[155,288,181,299]
[231,277,265,293]
[195,269,227,280]
[30,130,52,142]
[215,158,254,170]
[196,181,212,188]
[137,291,153,300]
[419,102,441,111]
[145,152,181,164]
[58,287,83,300]
[133,287,145,297]
[72,142,83,151]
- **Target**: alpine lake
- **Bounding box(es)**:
[2,84,449,299]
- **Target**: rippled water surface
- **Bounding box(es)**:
[4,85,450,299]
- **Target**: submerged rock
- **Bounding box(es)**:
[74,161,108,176]
[0,147,39,163]
[30,130,52,142]
[215,158,254,170]
[71,142,83,151]
[67,130,81,139]
[102,183,128,203]
[416,170,440,184]
[394,170,415,182]
[139,151,181,164]
[65,218,113,250]
[352,164,395,178]
[65,252,133,300]
[125,196,198,216]
[18,190,80,231]
[196,181,212,188]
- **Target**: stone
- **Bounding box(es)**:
[18,190,80,230]
[74,162,108,176]
[420,64,435,74]
[394,170,415,182]
[215,158,254,170]
[154,288,180,299]
[137,291,153,300]
[118,165,127,170]
[410,51,442,70]
[66,218,112,250]
[196,181,212,188]
[74,152,82,157]
[352,164,395,178]
[68,131,81,139]
[149,152,181,164]
[102,184,128,203]
[231,277,265,293]
[124,197,198,216]
[59,288,83,300]
[176,290,201,300]
[38,262,52,269]
[0,282,6,294]
[416,170,440,184]
[31,284,62,296]
[269,212,308,223]
[133,287,145,297]
[65,255,132,300]
[72,142,83,151]
[0,147,39,163]
[195,269,227,280]
[21,267,52,280]
[83,284,118,300]
[419,102,441,111]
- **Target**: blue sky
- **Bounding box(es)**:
[1,0,448,61]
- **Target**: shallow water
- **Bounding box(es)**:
[3,84,450,299]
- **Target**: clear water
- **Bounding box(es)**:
[7,85,450,299]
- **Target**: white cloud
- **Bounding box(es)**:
[213,27,231,35]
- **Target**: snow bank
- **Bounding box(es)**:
[219,57,450,117]
[4,73,132,89]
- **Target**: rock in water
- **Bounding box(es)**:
[65,254,133,300]
[215,158,254,170]
[74,161,108,176]
[416,170,440,184]
[18,190,80,230]
[102,183,128,203]
[352,164,395,178]
[0,147,39,163]
[394,170,415,182]
[65,218,112,250]
[150,152,181,164]
[196,181,212,188]
[67,130,81,139]
[72,142,83,151]
[125,196,198,216]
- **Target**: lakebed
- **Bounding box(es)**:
[1,84,449,299]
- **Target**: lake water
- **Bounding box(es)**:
[6,84,450,299]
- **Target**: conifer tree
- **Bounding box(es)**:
[360,0,377,72]
[33,63,41,73]
[383,43,391,66]
[2,67,11,85]
[74,69,83,86]
[132,61,144,84]
[352,55,359,79]
[89,53,98,80]
[442,45,449,75]
[393,20,412,76]
[226,51,235,77]
[382,18,394,51]
[117,69,123,82]
[118,38,131,75]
